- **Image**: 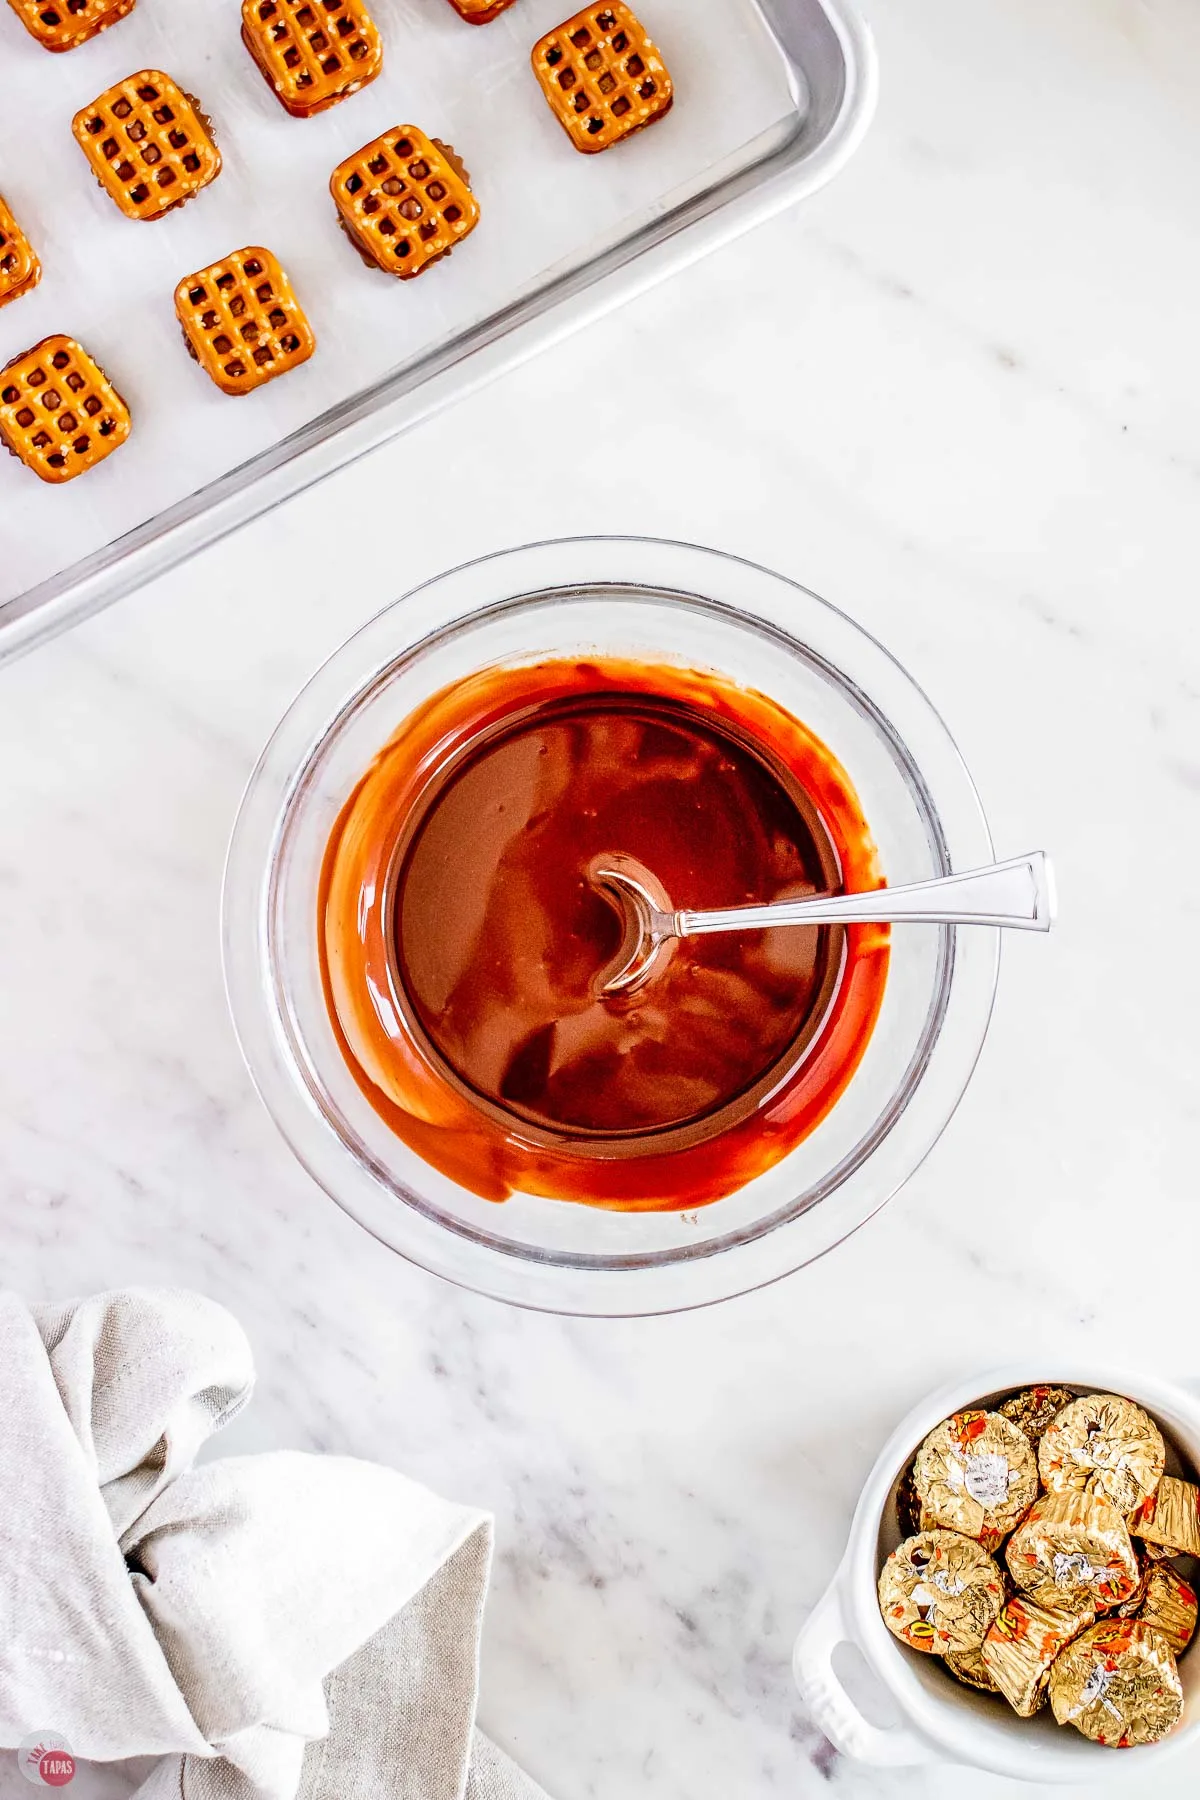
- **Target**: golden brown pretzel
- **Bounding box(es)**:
[331,128,479,279]
[175,247,315,396]
[72,72,221,222]
[5,0,135,53]
[531,4,672,153]
[241,0,382,117]
[0,336,130,483]
[0,196,41,310]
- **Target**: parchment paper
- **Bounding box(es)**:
[0,0,795,599]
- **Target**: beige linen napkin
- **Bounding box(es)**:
[0,1288,547,1800]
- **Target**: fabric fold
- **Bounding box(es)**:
[0,1288,547,1800]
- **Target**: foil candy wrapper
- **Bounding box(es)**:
[945,1645,1000,1693]
[1134,1564,1198,1656]
[896,1460,937,1538]
[915,1411,1039,1550]
[1048,1618,1183,1747]
[1131,1474,1200,1558]
[998,1385,1075,1448]
[1115,1564,1152,1618]
[981,1594,1096,1717]
[1039,1393,1165,1517]
[896,1459,922,1537]
[878,1530,1006,1656]
[1006,1488,1140,1610]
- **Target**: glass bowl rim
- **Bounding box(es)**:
[222,536,999,1315]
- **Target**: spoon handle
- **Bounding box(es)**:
[677,852,1056,937]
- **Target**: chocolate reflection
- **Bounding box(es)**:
[390,696,845,1143]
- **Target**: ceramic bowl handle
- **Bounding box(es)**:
[793,1576,936,1767]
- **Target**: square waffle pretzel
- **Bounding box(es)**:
[241,0,383,118]
[0,196,41,310]
[331,128,479,280]
[72,71,221,222]
[0,335,130,483]
[5,0,135,53]
[444,0,519,22]
[175,247,315,396]
[532,4,673,153]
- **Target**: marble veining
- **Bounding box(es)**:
[2,0,1200,1795]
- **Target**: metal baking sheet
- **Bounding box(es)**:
[0,0,875,660]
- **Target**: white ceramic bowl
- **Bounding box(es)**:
[794,1364,1200,1782]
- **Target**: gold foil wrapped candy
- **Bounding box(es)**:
[1112,1558,1197,1642]
[915,1411,1038,1550]
[878,1531,1005,1656]
[1039,1394,1165,1517]
[1136,1565,1198,1656]
[998,1385,1074,1448]
[1006,1488,1139,1609]
[1048,1619,1183,1747]
[1115,1564,1151,1618]
[894,1460,935,1537]
[895,1459,922,1537]
[877,1385,1198,1751]
[981,1594,1096,1717]
[1131,1474,1200,1558]
[945,1644,999,1693]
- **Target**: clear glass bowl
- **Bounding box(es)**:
[222,538,998,1314]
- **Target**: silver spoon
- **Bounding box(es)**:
[591,850,1056,996]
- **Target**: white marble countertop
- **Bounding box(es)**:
[3,0,1200,1795]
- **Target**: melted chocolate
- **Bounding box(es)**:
[319,658,890,1209]
[394,696,842,1137]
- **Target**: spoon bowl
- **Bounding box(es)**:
[593,851,1056,997]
